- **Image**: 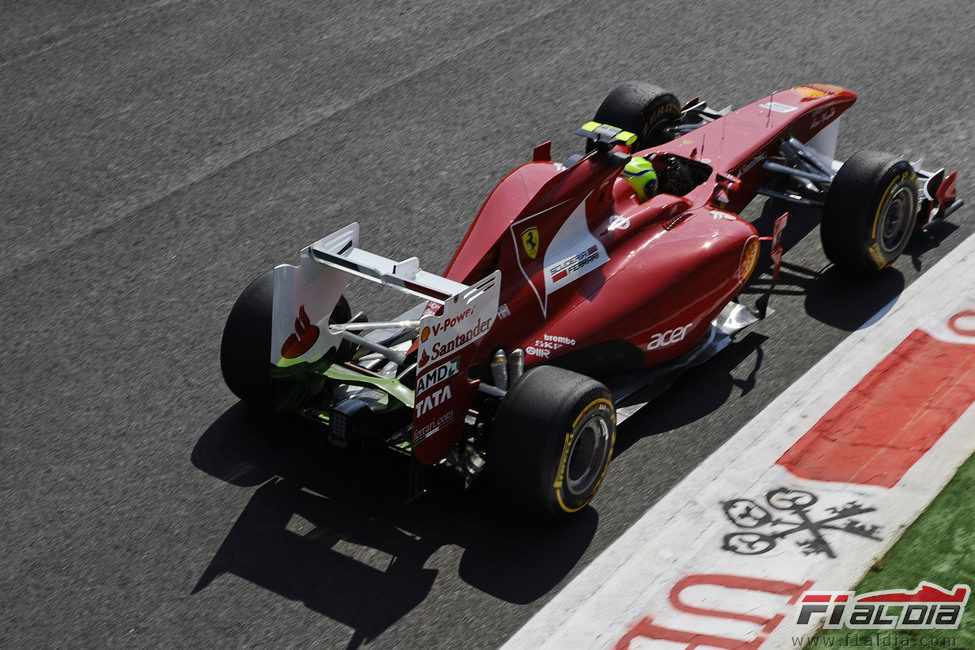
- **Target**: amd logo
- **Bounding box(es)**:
[647,322,693,351]
[416,357,459,393]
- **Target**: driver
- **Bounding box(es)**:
[622,156,658,203]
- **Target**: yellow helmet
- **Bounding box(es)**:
[622,156,658,202]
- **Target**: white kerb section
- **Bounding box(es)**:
[504,231,975,649]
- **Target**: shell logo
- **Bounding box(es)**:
[794,86,827,99]
[740,238,760,282]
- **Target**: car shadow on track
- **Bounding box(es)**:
[192,406,598,648]
[613,330,767,457]
[741,199,958,332]
[613,202,960,455]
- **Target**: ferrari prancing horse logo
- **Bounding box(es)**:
[521,227,540,260]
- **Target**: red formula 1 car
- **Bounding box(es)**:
[220,82,963,518]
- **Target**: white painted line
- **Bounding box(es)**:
[505,231,975,649]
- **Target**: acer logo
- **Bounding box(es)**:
[281,305,320,359]
[415,385,452,417]
[646,322,692,351]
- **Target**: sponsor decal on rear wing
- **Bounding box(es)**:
[270,249,351,368]
[413,271,500,463]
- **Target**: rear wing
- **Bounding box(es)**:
[269,222,500,464]
[270,222,470,368]
[309,223,468,303]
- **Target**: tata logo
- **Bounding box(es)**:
[415,385,453,417]
[646,322,693,351]
[416,357,459,393]
[521,228,540,260]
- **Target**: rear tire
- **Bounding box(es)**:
[488,366,616,520]
[820,151,918,274]
[221,271,275,412]
[590,81,681,151]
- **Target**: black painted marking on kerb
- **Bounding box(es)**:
[720,487,883,558]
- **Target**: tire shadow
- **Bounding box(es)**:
[613,331,767,456]
[905,220,960,271]
[191,407,598,648]
[737,200,963,332]
[612,202,959,452]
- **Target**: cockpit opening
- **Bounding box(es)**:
[651,153,713,197]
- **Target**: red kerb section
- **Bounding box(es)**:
[777,329,975,487]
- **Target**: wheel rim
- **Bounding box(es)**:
[565,414,612,496]
[879,185,914,253]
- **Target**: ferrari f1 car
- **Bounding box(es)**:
[220,82,963,518]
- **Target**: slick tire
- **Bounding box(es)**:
[488,366,616,520]
[220,271,351,413]
[820,151,918,274]
[589,81,681,152]
[221,271,275,413]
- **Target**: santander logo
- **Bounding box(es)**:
[280,305,320,359]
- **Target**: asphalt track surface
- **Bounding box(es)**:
[2,1,973,647]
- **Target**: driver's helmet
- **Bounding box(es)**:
[622,156,658,202]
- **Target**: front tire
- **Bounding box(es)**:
[487,366,616,519]
[820,151,918,274]
[590,81,682,151]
